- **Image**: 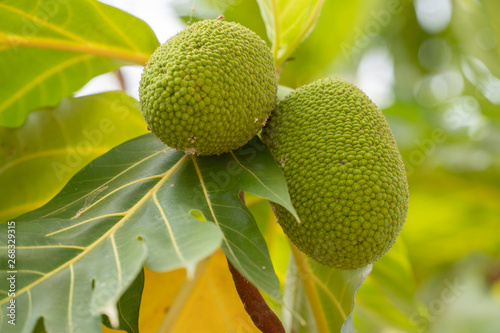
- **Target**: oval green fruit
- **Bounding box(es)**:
[262,78,409,270]
[139,19,277,155]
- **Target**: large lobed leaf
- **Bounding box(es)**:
[0,0,159,127]
[102,268,144,333]
[0,133,298,333]
[0,91,148,222]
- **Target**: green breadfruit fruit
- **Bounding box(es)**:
[139,19,277,156]
[262,78,409,270]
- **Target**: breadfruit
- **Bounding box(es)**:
[139,19,277,155]
[262,78,409,270]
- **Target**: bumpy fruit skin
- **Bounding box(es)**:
[262,78,409,270]
[139,19,277,155]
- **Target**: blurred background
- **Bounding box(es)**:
[8,0,500,332]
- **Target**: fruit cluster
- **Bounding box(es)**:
[139,19,409,269]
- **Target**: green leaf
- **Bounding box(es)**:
[102,269,144,333]
[277,84,294,101]
[279,0,379,88]
[283,243,371,333]
[176,0,368,87]
[0,91,148,222]
[0,0,159,127]
[255,0,325,67]
[32,318,47,333]
[0,134,297,332]
[173,0,269,44]
[354,239,420,332]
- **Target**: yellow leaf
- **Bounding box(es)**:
[140,266,187,333]
[102,265,185,333]
[105,249,260,333]
[169,250,259,333]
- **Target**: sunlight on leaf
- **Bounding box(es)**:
[0,0,159,127]
[0,91,148,222]
[256,0,325,67]
[278,0,375,87]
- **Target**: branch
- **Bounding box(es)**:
[225,192,285,333]
[227,259,285,333]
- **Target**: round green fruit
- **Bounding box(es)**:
[262,78,409,270]
[139,19,277,155]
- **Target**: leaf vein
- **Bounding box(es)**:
[0,3,87,43]
[82,0,140,52]
[0,155,187,306]
[0,53,95,115]
[311,274,347,319]
[68,264,75,333]
[153,192,187,264]
[42,148,170,219]
[46,212,126,237]
[110,234,122,290]
[72,174,164,219]
[191,156,243,270]
[0,34,150,64]
[230,151,288,207]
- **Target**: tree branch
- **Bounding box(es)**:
[225,192,285,333]
[227,259,285,333]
